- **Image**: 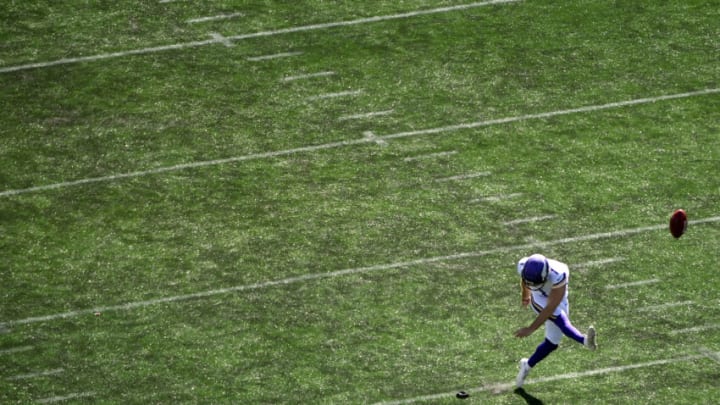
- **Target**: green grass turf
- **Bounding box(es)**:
[1,0,719,403]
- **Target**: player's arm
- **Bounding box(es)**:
[514,283,566,338]
[520,279,531,307]
[527,284,565,331]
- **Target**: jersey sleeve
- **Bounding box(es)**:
[552,275,567,289]
[548,264,568,289]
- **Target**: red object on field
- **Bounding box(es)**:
[669,209,688,238]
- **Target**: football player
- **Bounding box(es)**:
[514,253,597,388]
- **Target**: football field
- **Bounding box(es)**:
[1,1,719,403]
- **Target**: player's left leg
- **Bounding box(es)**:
[516,321,562,387]
[529,319,562,366]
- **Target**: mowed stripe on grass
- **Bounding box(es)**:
[3,216,719,327]
[1,88,718,198]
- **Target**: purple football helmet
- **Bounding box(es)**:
[522,254,549,290]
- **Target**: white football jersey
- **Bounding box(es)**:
[517,257,570,317]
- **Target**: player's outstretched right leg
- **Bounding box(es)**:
[584,326,597,351]
[551,312,586,345]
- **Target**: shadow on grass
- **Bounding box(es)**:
[514,388,544,405]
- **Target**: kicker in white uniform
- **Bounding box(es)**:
[513,254,597,388]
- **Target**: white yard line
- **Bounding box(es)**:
[0,346,33,355]
[698,347,720,364]
[246,51,303,61]
[0,138,370,198]
[379,88,720,141]
[1,88,718,198]
[373,353,713,405]
[435,171,491,182]
[37,392,96,404]
[0,0,520,74]
[3,216,719,327]
[606,279,660,290]
[503,215,556,226]
[0,38,220,74]
[636,300,695,312]
[281,71,335,82]
[187,12,244,24]
[208,33,234,47]
[403,151,458,161]
[363,131,389,146]
[7,368,64,381]
[670,324,720,335]
[338,109,395,121]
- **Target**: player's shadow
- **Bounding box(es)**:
[514,388,544,405]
